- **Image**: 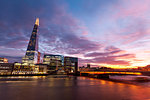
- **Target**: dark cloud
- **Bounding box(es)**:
[115,54,135,59]
[80,55,131,66]
[82,46,137,66]
[105,46,121,52]
[92,56,130,66]
[84,52,110,57]
[84,46,123,57]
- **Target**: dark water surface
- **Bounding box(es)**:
[0,75,150,100]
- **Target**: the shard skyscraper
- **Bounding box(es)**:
[22,18,39,64]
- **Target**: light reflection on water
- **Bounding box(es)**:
[110,75,150,80]
[110,75,150,87]
[0,76,150,100]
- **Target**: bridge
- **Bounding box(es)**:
[80,71,142,79]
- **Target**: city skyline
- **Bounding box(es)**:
[0,0,150,68]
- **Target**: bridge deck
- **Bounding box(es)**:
[80,71,142,75]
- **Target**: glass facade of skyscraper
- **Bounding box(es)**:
[22,18,39,64]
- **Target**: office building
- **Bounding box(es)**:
[22,18,39,64]
[12,63,35,74]
[64,56,78,74]
[35,64,48,74]
[0,63,14,75]
[43,54,64,70]
[12,63,48,75]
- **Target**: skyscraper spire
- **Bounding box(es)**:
[35,18,39,26]
[26,18,39,51]
[22,18,39,64]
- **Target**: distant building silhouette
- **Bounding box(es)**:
[87,64,90,68]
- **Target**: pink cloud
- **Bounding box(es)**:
[82,30,89,35]
[80,56,131,66]
[115,54,135,59]
[81,46,141,66]
[114,0,150,19]
[102,0,150,45]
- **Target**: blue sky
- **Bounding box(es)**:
[1,0,150,68]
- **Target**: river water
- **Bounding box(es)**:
[0,75,150,100]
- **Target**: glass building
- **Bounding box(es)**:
[43,54,65,74]
[43,54,78,74]
[43,54,64,69]
[22,18,39,64]
[64,56,78,74]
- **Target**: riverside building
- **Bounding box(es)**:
[43,54,78,74]
[12,63,48,75]
[64,56,78,74]
[0,63,14,75]
[0,57,8,63]
[43,54,64,73]
[22,18,39,64]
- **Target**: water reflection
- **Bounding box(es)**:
[0,76,149,100]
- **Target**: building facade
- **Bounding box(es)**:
[12,63,35,74]
[0,63,14,75]
[0,57,8,63]
[22,18,39,64]
[43,54,64,70]
[35,64,48,74]
[64,56,78,74]
[37,52,43,64]
[43,55,78,74]
[12,63,48,75]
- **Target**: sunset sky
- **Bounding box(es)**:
[1,0,150,68]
